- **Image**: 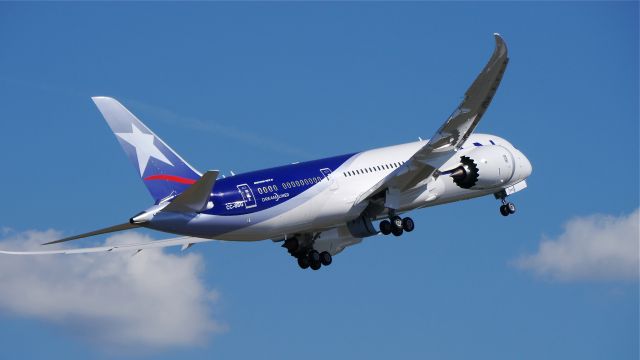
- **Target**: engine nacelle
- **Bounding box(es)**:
[346,216,378,238]
[450,145,515,190]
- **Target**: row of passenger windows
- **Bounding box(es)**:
[282,176,323,190]
[257,176,325,194]
[343,161,405,177]
[256,185,278,194]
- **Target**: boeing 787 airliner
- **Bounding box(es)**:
[2,34,532,270]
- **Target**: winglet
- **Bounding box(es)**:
[427,33,509,151]
[162,170,219,213]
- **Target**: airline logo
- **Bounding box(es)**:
[116,123,173,176]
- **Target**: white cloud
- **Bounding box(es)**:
[514,209,639,281]
[0,229,224,351]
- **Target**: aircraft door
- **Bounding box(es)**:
[320,168,339,190]
[237,184,257,209]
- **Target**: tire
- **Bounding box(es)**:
[390,216,403,230]
[320,251,332,266]
[380,220,392,235]
[507,202,516,214]
[310,260,322,270]
[298,256,310,269]
[402,217,415,232]
[308,250,320,263]
[500,205,509,216]
[392,227,403,237]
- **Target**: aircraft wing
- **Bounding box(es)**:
[355,34,509,206]
[0,236,214,255]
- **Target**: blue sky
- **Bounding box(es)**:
[0,2,637,359]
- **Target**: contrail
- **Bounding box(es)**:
[127,99,313,159]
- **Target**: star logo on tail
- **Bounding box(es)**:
[116,124,173,176]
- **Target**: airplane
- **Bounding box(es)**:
[1,34,532,271]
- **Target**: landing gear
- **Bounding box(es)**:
[391,216,404,236]
[498,197,517,217]
[320,251,332,266]
[297,256,310,269]
[402,217,415,232]
[293,248,333,271]
[308,250,321,270]
[380,220,392,235]
[379,215,414,236]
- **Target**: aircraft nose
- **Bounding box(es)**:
[512,148,532,181]
[521,153,532,178]
[518,150,533,179]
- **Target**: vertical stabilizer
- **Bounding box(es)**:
[92,97,202,202]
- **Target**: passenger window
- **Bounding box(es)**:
[257,188,263,194]
[268,185,273,192]
[274,185,278,191]
[295,180,300,186]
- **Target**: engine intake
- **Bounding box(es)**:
[448,145,515,190]
[450,156,479,189]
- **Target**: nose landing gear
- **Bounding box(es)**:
[498,197,516,217]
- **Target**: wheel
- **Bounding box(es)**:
[320,251,332,266]
[310,261,321,270]
[391,227,403,236]
[402,217,415,232]
[380,220,392,235]
[499,204,509,216]
[308,250,320,263]
[390,216,403,230]
[297,256,310,269]
[507,202,516,214]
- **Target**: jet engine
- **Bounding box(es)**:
[449,145,515,190]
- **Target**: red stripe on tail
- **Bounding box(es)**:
[144,174,197,185]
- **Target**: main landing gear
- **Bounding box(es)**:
[379,215,414,236]
[283,238,333,271]
[297,250,332,270]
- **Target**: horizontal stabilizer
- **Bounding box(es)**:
[2,236,214,255]
[163,170,219,213]
[42,222,139,245]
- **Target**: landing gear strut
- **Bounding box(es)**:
[379,214,414,236]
